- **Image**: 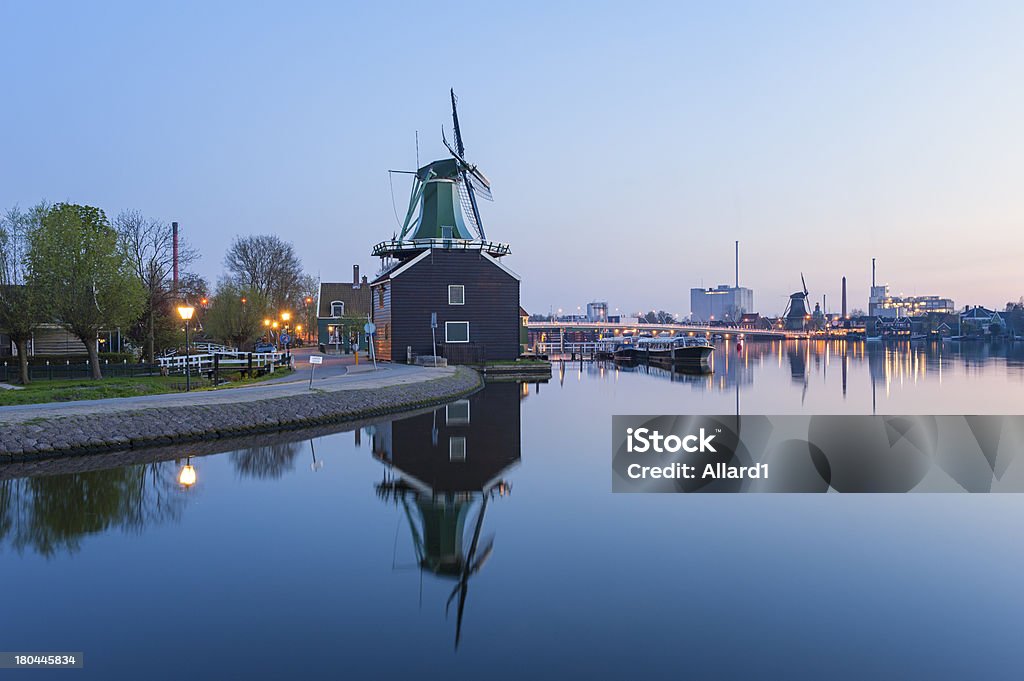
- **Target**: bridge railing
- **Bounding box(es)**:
[193,342,237,354]
[157,351,284,375]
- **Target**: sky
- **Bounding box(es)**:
[2,1,1022,317]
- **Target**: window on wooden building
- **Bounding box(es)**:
[445,321,469,343]
[446,400,470,425]
[378,287,385,308]
[448,284,465,305]
[449,436,466,462]
[330,301,344,317]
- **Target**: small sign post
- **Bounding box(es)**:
[308,354,323,389]
[364,316,377,370]
[430,312,438,367]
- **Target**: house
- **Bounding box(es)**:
[1,324,102,357]
[960,306,1006,337]
[738,313,773,330]
[370,246,520,363]
[316,265,372,353]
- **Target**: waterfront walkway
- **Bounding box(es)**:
[0,363,482,458]
[0,347,410,424]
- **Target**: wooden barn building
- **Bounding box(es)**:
[370,93,520,364]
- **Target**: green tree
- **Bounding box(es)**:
[204,280,265,350]
[28,203,145,379]
[0,202,47,384]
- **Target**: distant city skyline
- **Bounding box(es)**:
[2,1,1022,316]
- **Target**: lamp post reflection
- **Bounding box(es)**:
[178,457,197,488]
[310,439,323,472]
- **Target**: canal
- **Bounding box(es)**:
[2,339,1023,679]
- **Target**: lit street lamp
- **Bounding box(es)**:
[280,311,292,360]
[177,305,195,392]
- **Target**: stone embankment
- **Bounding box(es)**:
[0,366,481,460]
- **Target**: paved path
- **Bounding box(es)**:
[0,360,450,424]
[258,346,379,385]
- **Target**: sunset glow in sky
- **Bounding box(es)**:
[2,1,1022,316]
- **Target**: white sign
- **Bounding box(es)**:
[364,322,376,335]
[309,355,324,365]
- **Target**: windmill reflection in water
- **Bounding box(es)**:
[371,382,523,648]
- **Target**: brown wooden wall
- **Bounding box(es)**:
[371,278,393,361]
[373,250,520,362]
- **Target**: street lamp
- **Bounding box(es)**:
[177,305,195,392]
[280,312,292,359]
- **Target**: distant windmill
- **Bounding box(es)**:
[783,273,811,330]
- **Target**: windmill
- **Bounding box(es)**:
[380,89,502,259]
[783,273,811,330]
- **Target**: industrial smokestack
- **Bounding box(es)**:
[872,257,876,289]
[353,264,360,286]
[735,240,739,288]
[842,276,848,317]
[172,222,179,292]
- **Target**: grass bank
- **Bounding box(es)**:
[0,370,293,407]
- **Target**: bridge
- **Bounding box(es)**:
[526,320,810,340]
[525,321,816,357]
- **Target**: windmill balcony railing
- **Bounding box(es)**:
[371,238,511,258]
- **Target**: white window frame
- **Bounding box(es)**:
[448,284,465,306]
[445,321,470,343]
[330,300,345,317]
[446,400,471,425]
[449,436,467,462]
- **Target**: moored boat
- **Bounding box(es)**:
[616,335,714,372]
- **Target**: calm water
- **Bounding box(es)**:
[2,340,1024,680]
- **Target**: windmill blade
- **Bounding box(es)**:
[450,88,466,157]
[468,535,495,574]
[466,170,492,201]
[801,273,808,297]
[441,136,493,198]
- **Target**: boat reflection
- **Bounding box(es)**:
[371,381,523,648]
[568,338,1024,400]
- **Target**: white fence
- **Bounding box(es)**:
[193,342,237,354]
[157,351,284,375]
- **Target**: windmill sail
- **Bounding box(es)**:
[449,89,487,240]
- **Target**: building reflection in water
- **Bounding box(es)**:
[569,338,1024,410]
[371,381,523,648]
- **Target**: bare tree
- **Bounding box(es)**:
[115,211,199,363]
[0,202,47,384]
[224,235,304,312]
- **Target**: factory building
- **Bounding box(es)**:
[689,285,754,322]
